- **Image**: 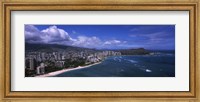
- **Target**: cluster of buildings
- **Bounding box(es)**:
[86,51,121,64]
[25,50,121,75]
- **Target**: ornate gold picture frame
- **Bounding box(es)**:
[0,0,199,102]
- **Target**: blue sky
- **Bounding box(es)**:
[25,25,175,50]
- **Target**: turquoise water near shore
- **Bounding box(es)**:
[55,52,175,77]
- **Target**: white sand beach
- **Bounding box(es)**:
[36,62,101,77]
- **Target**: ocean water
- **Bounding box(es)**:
[55,52,175,77]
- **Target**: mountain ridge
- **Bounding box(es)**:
[25,43,150,55]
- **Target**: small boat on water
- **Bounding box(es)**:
[145,69,152,72]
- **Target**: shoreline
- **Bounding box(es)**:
[35,61,102,77]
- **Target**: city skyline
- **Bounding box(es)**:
[25,25,175,50]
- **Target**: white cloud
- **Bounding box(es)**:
[41,26,73,43]
[25,25,126,49]
[25,25,43,43]
[72,36,102,48]
[25,25,73,44]
[104,40,122,45]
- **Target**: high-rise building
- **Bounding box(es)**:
[36,63,45,75]
[29,57,35,70]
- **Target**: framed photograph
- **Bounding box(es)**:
[0,0,199,101]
